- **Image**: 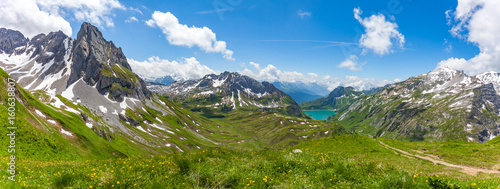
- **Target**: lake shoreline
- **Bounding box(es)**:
[303,110,336,121]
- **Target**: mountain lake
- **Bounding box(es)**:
[303,110,336,121]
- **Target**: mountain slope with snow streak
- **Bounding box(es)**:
[333,67,500,143]
[147,71,307,117]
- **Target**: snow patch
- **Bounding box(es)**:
[35,110,46,118]
[60,128,73,136]
[212,77,227,87]
[159,100,166,106]
[99,106,108,113]
[175,145,184,152]
[467,136,474,142]
[86,123,93,128]
[61,79,79,100]
[155,117,163,123]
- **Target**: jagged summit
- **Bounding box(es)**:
[0,22,151,101]
[70,22,151,101]
[0,28,29,54]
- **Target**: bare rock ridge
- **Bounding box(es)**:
[0,28,29,54]
[70,22,151,101]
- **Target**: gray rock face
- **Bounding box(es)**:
[69,22,131,84]
[69,22,151,101]
[0,28,28,54]
[0,23,152,102]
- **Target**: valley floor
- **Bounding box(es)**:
[2,135,500,188]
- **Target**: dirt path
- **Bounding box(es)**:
[378,141,500,176]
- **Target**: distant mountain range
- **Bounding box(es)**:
[141,75,177,86]
[272,81,330,103]
[299,86,364,112]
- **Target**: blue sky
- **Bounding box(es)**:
[2,0,497,90]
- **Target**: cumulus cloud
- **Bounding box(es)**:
[354,8,405,55]
[338,55,362,71]
[297,10,311,18]
[249,62,260,70]
[0,0,124,38]
[239,63,309,83]
[128,56,218,81]
[145,11,234,60]
[238,62,393,90]
[439,0,500,75]
[308,73,318,78]
[125,16,138,23]
[320,75,393,91]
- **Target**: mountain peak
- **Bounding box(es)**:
[76,22,104,42]
[148,71,306,117]
[0,28,29,54]
[69,22,150,101]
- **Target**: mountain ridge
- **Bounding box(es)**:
[148,71,307,117]
[331,66,500,142]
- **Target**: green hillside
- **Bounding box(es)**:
[3,135,500,188]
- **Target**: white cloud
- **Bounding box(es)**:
[125,17,138,23]
[239,63,309,83]
[249,62,260,70]
[129,7,143,15]
[0,0,124,38]
[238,62,393,90]
[0,0,72,38]
[145,11,234,60]
[128,56,218,81]
[354,8,405,55]
[320,75,393,91]
[37,0,125,27]
[439,0,500,75]
[308,73,318,78]
[297,10,311,18]
[338,55,362,71]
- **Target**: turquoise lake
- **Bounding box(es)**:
[303,110,336,121]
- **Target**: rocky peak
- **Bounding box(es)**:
[476,71,500,86]
[423,66,466,84]
[29,31,70,64]
[0,28,29,54]
[70,23,131,84]
[68,22,151,101]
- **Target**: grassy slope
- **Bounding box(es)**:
[383,137,500,170]
[2,135,500,188]
[3,68,500,188]
[332,88,473,142]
